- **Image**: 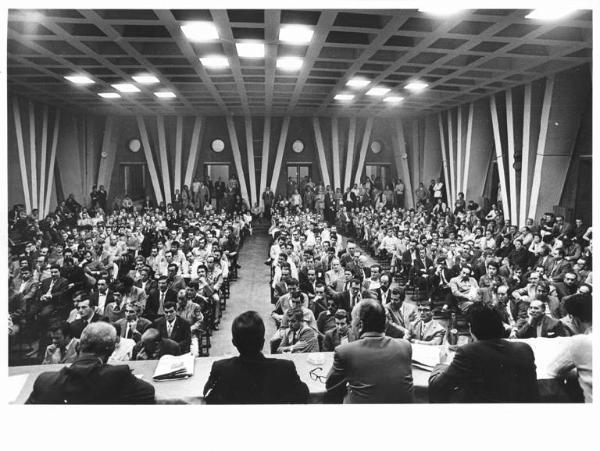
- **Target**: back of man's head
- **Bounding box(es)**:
[357,299,386,334]
[232,311,265,355]
[564,293,593,324]
[467,303,505,340]
[79,322,117,358]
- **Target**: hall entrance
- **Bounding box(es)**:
[121,163,148,200]
[364,164,391,190]
[204,163,230,184]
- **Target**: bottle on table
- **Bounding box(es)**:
[447,312,458,346]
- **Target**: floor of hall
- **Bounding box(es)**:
[209,231,277,356]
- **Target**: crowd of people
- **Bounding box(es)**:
[9,170,593,404]
[8,178,252,365]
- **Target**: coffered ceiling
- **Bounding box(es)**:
[6,8,593,118]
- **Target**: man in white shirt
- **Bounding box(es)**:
[108,322,136,363]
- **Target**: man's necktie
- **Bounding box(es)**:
[126,323,133,339]
[167,321,173,337]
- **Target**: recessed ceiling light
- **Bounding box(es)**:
[367,87,391,96]
[384,96,404,104]
[132,74,159,84]
[154,91,176,99]
[112,83,141,93]
[276,57,303,71]
[65,75,94,85]
[98,92,121,99]
[334,94,354,101]
[346,77,371,88]
[181,22,219,42]
[405,81,429,92]
[525,8,578,20]
[279,25,314,44]
[236,42,265,58]
[200,55,230,69]
[419,8,465,16]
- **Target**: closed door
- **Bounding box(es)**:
[122,164,147,200]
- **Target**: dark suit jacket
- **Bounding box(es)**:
[322,328,356,352]
[89,290,114,309]
[515,315,566,338]
[428,339,539,403]
[144,288,177,318]
[132,338,180,360]
[25,357,155,404]
[326,333,414,403]
[37,276,71,308]
[152,316,191,355]
[69,313,110,338]
[114,317,152,342]
[203,353,309,404]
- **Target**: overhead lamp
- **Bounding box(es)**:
[236,42,265,58]
[200,55,230,69]
[276,56,303,71]
[418,7,465,16]
[279,25,314,44]
[525,8,578,20]
[334,94,354,101]
[65,75,94,85]
[154,91,176,98]
[346,77,371,88]
[112,83,141,93]
[366,87,391,96]
[181,22,219,41]
[98,92,121,99]
[132,74,159,84]
[405,81,429,92]
[383,96,404,104]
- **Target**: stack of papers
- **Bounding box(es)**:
[152,354,195,381]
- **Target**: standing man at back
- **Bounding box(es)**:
[325,299,414,403]
[428,303,539,403]
[203,311,309,404]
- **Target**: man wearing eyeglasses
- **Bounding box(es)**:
[325,299,414,403]
[407,301,446,345]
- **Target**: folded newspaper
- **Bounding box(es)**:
[152,354,195,381]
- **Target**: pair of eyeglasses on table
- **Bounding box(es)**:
[309,367,326,383]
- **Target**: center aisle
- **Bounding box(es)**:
[209,232,277,356]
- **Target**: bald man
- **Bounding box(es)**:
[26,322,155,404]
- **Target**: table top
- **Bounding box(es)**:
[8,338,563,404]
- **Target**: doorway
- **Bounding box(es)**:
[574,157,592,225]
[365,164,391,190]
[121,163,147,200]
[287,164,311,186]
[204,163,230,184]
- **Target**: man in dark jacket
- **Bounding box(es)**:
[203,311,308,404]
[26,322,155,404]
[428,303,539,403]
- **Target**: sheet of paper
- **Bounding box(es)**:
[8,374,29,403]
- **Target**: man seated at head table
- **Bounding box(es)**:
[325,299,414,403]
[203,311,309,404]
[132,328,180,360]
[26,322,155,404]
[547,293,593,403]
[428,303,539,403]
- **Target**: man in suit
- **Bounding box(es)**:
[203,311,308,404]
[515,300,567,338]
[324,258,345,292]
[152,301,191,354]
[89,278,114,315]
[26,322,155,404]
[144,275,177,321]
[134,266,157,295]
[41,320,79,365]
[34,264,72,321]
[409,248,434,291]
[428,303,539,403]
[276,308,319,354]
[325,299,414,403]
[114,300,152,343]
[69,297,109,339]
[326,277,363,312]
[372,273,392,304]
[548,248,572,283]
[132,327,180,360]
[427,257,459,302]
[322,309,355,351]
[407,300,446,345]
[9,266,38,323]
[385,287,418,338]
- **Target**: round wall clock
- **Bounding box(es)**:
[211,139,225,153]
[292,139,304,153]
[370,140,382,154]
[128,138,141,153]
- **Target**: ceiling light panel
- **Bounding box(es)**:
[98,92,120,98]
[405,81,429,92]
[181,22,219,41]
[525,8,578,20]
[112,83,141,93]
[346,77,371,88]
[236,42,265,58]
[276,57,303,71]
[132,74,159,84]
[279,25,314,44]
[334,94,354,101]
[65,75,94,85]
[366,87,391,96]
[154,91,176,98]
[200,55,230,69]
